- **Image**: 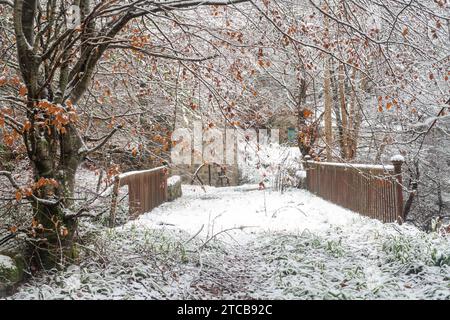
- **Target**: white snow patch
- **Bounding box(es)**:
[295,170,306,178]
[390,155,405,162]
[168,175,181,186]
[118,166,166,179]
[307,161,394,171]
[0,255,15,270]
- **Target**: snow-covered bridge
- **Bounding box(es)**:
[10,184,450,300]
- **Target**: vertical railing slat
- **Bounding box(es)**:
[304,159,403,223]
[109,167,168,226]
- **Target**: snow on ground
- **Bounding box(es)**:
[7,184,450,300]
[132,184,353,244]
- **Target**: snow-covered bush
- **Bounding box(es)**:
[238,143,302,190]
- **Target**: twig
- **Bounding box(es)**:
[191,163,207,192]
[79,124,123,156]
[0,171,59,206]
[183,224,204,246]
[199,226,256,250]
[271,205,308,218]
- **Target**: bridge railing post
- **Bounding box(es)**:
[391,155,405,224]
[303,155,311,191]
[109,176,121,228]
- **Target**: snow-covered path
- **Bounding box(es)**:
[134,185,366,245]
[130,185,450,299]
[9,185,450,300]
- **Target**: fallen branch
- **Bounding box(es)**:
[199,225,256,250]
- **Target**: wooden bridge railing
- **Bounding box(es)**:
[110,166,168,227]
[304,156,404,223]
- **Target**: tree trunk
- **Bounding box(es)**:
[28,121,82,268]
[347,68,358,159]
[323,58,333,161]
[296,78,312,157]
[331,61,344,159]
[31,199,77,268]
[323,7,333,161]
[403,161,420,220]
[338,63,349,159]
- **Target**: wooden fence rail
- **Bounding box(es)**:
[304,156,404,223]
[110,166,168,227]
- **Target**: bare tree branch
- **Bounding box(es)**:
[79,124,123,156]
[0,0,13,8]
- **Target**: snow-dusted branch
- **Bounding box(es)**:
[79,124,123,156]
[109,44,219,62]
[0,0,13,8]
[0,171,20,189]
[0,171,59,206]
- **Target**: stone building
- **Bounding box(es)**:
[267,111,298,146]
